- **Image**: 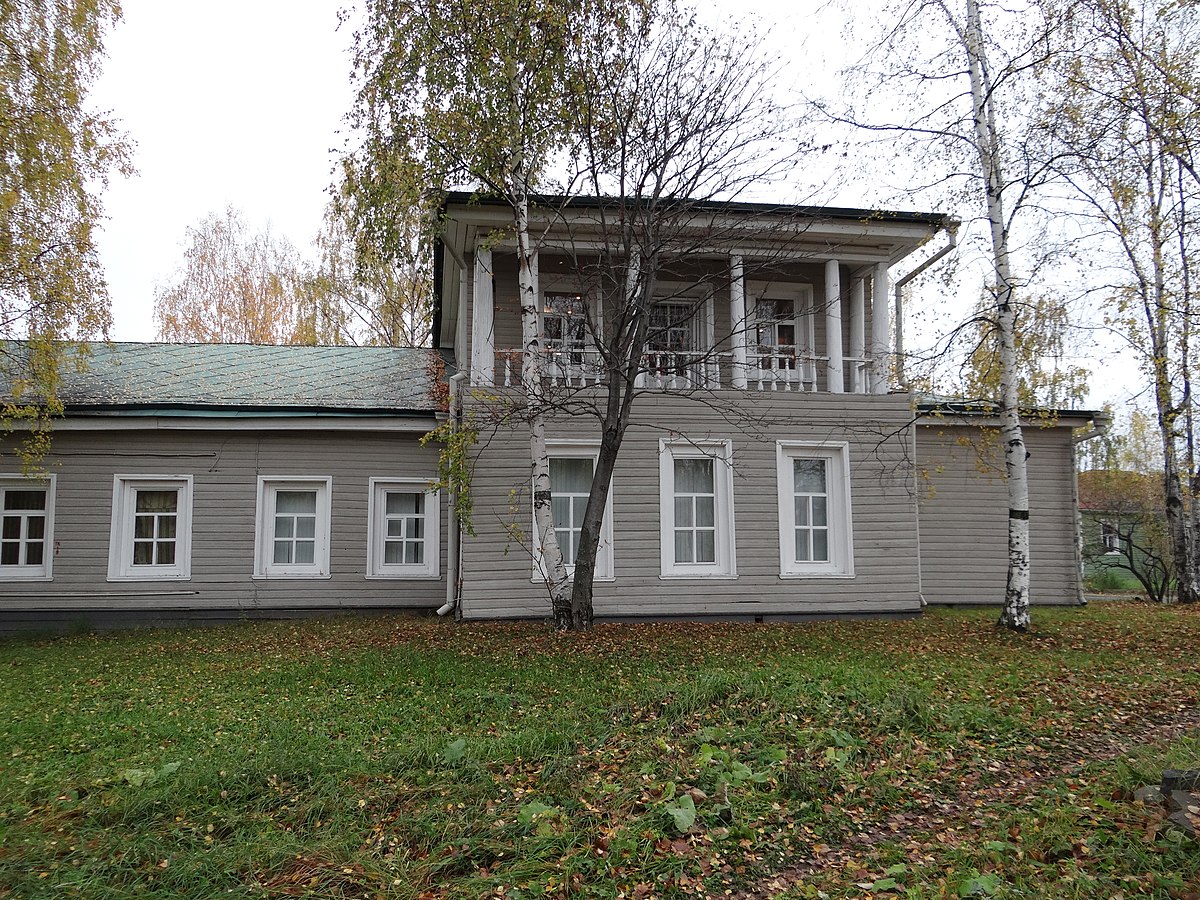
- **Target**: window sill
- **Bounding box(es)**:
[658,572,739,580]
[106,573,191,583]
[251,573,332,581]
[366,572,441,580]
[528,575,616,584]
[778,571,856,580]
[0,573,53,582]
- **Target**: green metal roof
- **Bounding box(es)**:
[8,343,446,415]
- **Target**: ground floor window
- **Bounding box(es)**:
[0,476,54,579]
[108,476,193,580]
[1101,520,1121,554]
[254,477,331,578]
[659,440,735,577]
[535,444,614,581]
[776,442,854,577]
[368,479,439,577]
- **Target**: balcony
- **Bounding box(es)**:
[491,348,878,394]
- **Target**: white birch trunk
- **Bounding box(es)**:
[965,0,1031,629]
[513,193,571,616]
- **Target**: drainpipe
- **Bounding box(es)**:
[438,372,467,617]
[894,224,959,389]
[1070,411,1112,606]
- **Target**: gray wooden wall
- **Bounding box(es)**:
[459,392,923,620]
[917,422,1084,606]
[0,426,446,633]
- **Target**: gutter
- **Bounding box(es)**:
[894,224,959,389]
[438,372,468,617]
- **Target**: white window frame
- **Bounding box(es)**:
[776,441,854,577]
[659,439,736,578]
[749,282,816,387]
[533,442,615,583]
[367,478,440,578]
[107,475,193,582]
[0,474,56,581]
[253,477,332,578]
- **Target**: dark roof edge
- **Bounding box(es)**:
[62,403,438,417]
[917,400,1102,422]
[441,190,957,230]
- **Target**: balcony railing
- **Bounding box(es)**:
[493,348,878,394]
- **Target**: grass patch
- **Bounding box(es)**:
[0,605,1197,898]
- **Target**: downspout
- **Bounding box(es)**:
[894,224,959,389]
[438,372,467,617]
[1071,411,1112,606]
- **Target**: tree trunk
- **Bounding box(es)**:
[514,192,572,621]
[964,0,1031,630]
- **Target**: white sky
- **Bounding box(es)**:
[90,1,1134,408]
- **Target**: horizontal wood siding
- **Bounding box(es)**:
[0,429,446,625]
[459,392,921,619]
[917,423,1083,606]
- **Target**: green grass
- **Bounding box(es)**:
[1,605,1197,899]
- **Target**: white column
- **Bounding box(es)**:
[871,262,890,394]
[729,254,748,390]
[849,278,866,393]
[824,259,844,393]
[471,248,495,386]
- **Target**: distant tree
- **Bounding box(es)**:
[1,0,131,451]
[154,208,307,344]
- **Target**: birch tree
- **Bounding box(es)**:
[345,0,655,628]
[839,0,1076,629]
[1046,0,1200,602]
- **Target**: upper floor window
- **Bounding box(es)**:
[751,283,815,389]
[0,476,54,580]
[776,442,854,577]
[254,477,332,578]
[659,440,735,577]
[108,476,193,581]
[368,478,439,578]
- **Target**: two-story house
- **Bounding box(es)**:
[0,194,1099,632]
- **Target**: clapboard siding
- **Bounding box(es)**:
[459,391,922,619]
[917,424,1083,606]
[0,428,446,629]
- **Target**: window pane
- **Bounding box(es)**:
[675,530,693,564]
[572,500,586,528]
[387,519,405,537]
[384,541,402,564]
[386,491,421,515]
[407,518,424,539]
[133,541,154,565]
[4,490,45,511]
[0,543,17,565]
[274,517,294,539]
[157,543,176,566]
[795,496,809,526]
[675,458,714,493]
[158,516,177,539]
[695,496,715,528]
[273,541,293,564]
[813,496,828,527]
[25,542,42,565]
[697,530,716,563]
[1,517,19,540]
[552,496,571,530]
[795,529,810,561]
[26,516,44,540]
[794,459,826,493]
[134,515,155,539]
[550,457,593,493]
[407,542,424,565]
[813,530,829,562]
[136,490,177,513]
[276,490,316,514]
[295,516,316,539]
[777,324,795,345]
[294,541,315,565]
[674,496,692,527]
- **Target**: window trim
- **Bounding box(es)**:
[776,441,855,578]
[367,478,440,578]
[107,475,193,582]
[532,442,615,583]
[0,474,56,581]
[748,281,816,387]
[659,439,737,578]
[253,476,332,579]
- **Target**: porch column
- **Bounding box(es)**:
[471,248,495,386]
[871,262,890,394]
[824,259,844,393]
[729,254,748,390]
[849,278,866,393]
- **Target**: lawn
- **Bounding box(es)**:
[1,605,1197,900]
